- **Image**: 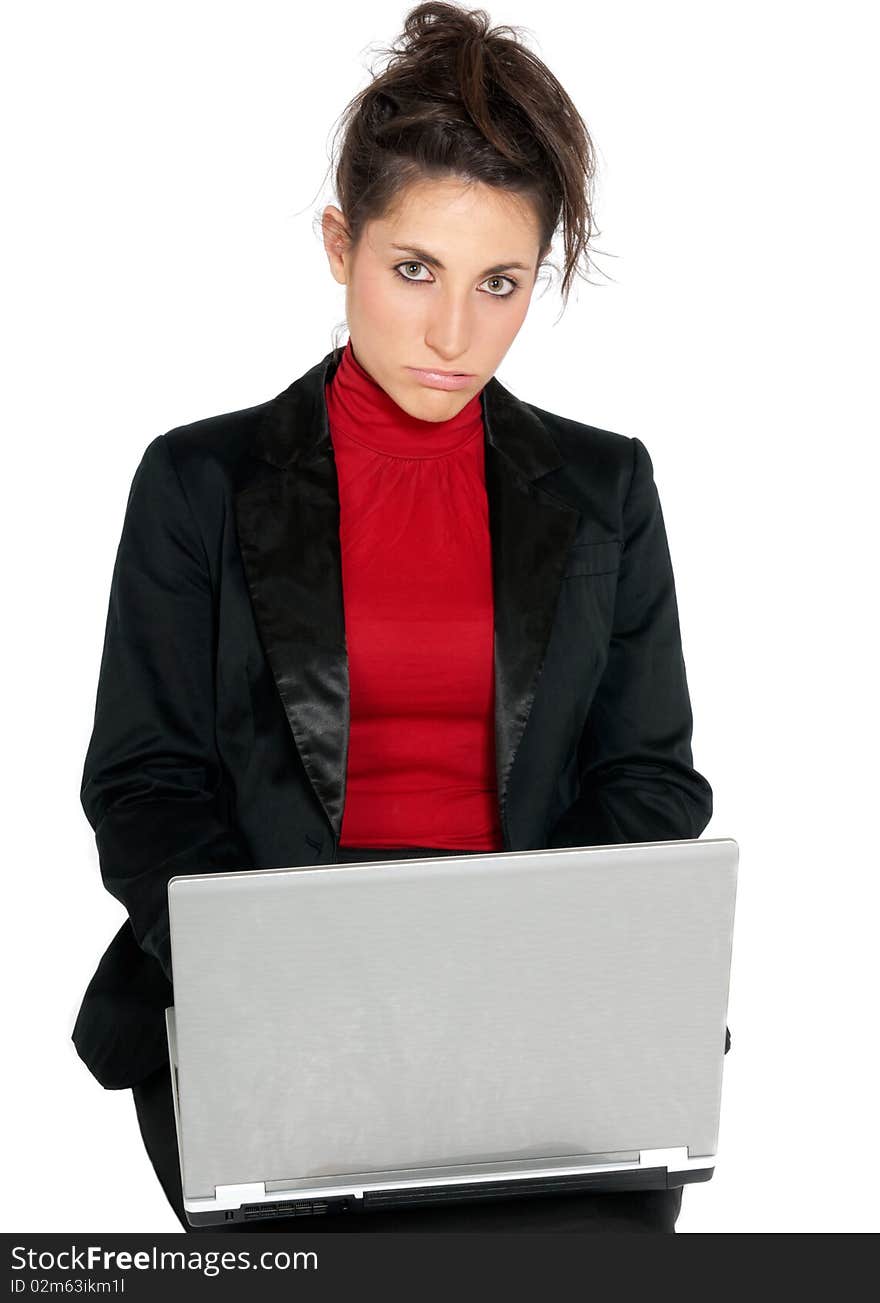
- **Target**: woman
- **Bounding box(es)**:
[71,2,714,1234]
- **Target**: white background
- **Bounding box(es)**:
[3,0,877,1234]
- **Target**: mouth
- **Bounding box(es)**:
[405,366,476,391]
[407,367,474,377]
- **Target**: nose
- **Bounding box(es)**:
[423,292,472,363]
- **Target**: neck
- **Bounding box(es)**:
[325,339,484,458]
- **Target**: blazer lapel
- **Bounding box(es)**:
[234,347,581,850]
[482,379,582,845]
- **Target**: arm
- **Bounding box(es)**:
[547,434,713,848]
[547,438,727,1052]
[80,433,253,983]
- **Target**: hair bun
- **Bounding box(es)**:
[405,2,490,47]
[324,2,600,310]
[371,91,400,125]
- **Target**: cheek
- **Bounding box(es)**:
[390,288,429,324]
[487,295,530,345]
[352,273,423,329]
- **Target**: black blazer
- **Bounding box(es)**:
[72,345,717,1090]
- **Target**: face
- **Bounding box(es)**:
[322,176,543,421]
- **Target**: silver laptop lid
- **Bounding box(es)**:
[168,837,738,1203]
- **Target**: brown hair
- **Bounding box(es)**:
[315,2,602,319]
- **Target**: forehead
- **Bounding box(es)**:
[375,176,541,248]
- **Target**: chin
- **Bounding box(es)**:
[414,396,468,421]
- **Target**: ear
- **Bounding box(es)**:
[322,205,353,285]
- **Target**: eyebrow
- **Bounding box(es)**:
[389,243,532,277]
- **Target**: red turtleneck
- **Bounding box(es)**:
[324,339,504,851]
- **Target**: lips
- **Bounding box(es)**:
[406,367,475,391]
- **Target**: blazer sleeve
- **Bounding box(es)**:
[547,434,714,851]
[80,432,253,983]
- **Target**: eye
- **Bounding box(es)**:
[393,262,520,299]
[394,261,433,285]
[481,275,519,298]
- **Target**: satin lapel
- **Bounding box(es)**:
[480,381,582,845]
[234,349,350,839]
[234,348,581,848]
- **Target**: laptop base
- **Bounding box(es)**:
[184,1165,714,1227]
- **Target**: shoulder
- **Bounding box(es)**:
[122,399,273,549]
[160,398,271,479]
[127,397,273,520]
[528,398,635,465]
[520,397,654,521]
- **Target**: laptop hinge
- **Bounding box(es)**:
[638,1147,690,1169]
[214,1182,266,1208]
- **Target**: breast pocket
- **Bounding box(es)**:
[562,539,622,578]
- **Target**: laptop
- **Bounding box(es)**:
[165,836,738,1227]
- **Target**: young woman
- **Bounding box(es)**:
[72,2,715,1234]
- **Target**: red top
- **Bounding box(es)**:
[325,339,504,850]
